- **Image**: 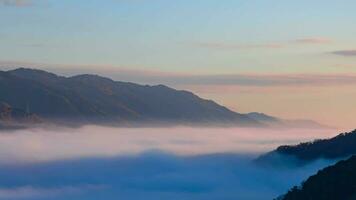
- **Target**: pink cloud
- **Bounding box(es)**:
[194,42,284,50]
[195,37,332,51]
[295,37,332,44]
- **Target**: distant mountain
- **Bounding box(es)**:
[0,68,262,127]
[257,129,356,165]
[278,155,356,200]
[246,112,280,123]
[246,112,328,129]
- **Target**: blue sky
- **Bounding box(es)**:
[1,0,356,73]
[0,3,355,199]
[1,0,356,128]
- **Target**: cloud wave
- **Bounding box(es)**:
[0,126,332,163]
[0,152,336,200]
[194,37,332,51]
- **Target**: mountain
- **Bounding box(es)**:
[0,101,41,129]
[246,112,328,129]
[257,129,356,165]
[0,68,262,127]
[245,112,280,123]
[278,155,356,200]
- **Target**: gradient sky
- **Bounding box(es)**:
[1,0,356,128]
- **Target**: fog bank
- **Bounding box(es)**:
[0,126,339,200]
[0,152,335,200]
[0,126,334,163]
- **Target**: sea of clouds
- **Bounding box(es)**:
[0,126,338,200]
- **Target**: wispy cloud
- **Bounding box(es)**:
[294,37,332,44]
[195,42,284,50]
[181,74,356,87]
[50,70,356,87]
[0,0,32,7]
[2,63,356,88]
[331,50,356,57]
[333,64,356,68]
[195,37,332,50]
[61,68,356,87]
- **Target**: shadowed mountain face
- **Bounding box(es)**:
[257,130,356,166]
[0,101,40,129]
[279,155,356,200]
[0,68,260,126]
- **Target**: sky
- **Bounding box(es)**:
[1,0,356,128]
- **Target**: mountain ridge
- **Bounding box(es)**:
[257,129,356,166]
[0,68,329,129]
[1,68,260,127]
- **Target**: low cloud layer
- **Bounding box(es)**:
[0,126,333,163]
[0,152,335,200]
[0,126,340,199]
[0,185,105,199]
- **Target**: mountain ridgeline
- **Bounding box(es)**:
[0,68,262,127]
[257,129,356,166]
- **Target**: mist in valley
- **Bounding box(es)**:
[0,126,340,200]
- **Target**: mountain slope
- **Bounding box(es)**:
[246,112,328,129]
[0,68,260,126]
[257,129,356,165]
[279,155,356,200]
[245,112,280,123]
[0,101,41,129]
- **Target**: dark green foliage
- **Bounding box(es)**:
[257,130,356,166]
[276,130,356,161]
[0,101,40,123]
[280,155,356,200]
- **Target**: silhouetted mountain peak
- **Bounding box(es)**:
[0,68,265,127]
[70,74,114,83]
[257,129,356,166]
[0,67,329,128]
[9,67,59,78]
